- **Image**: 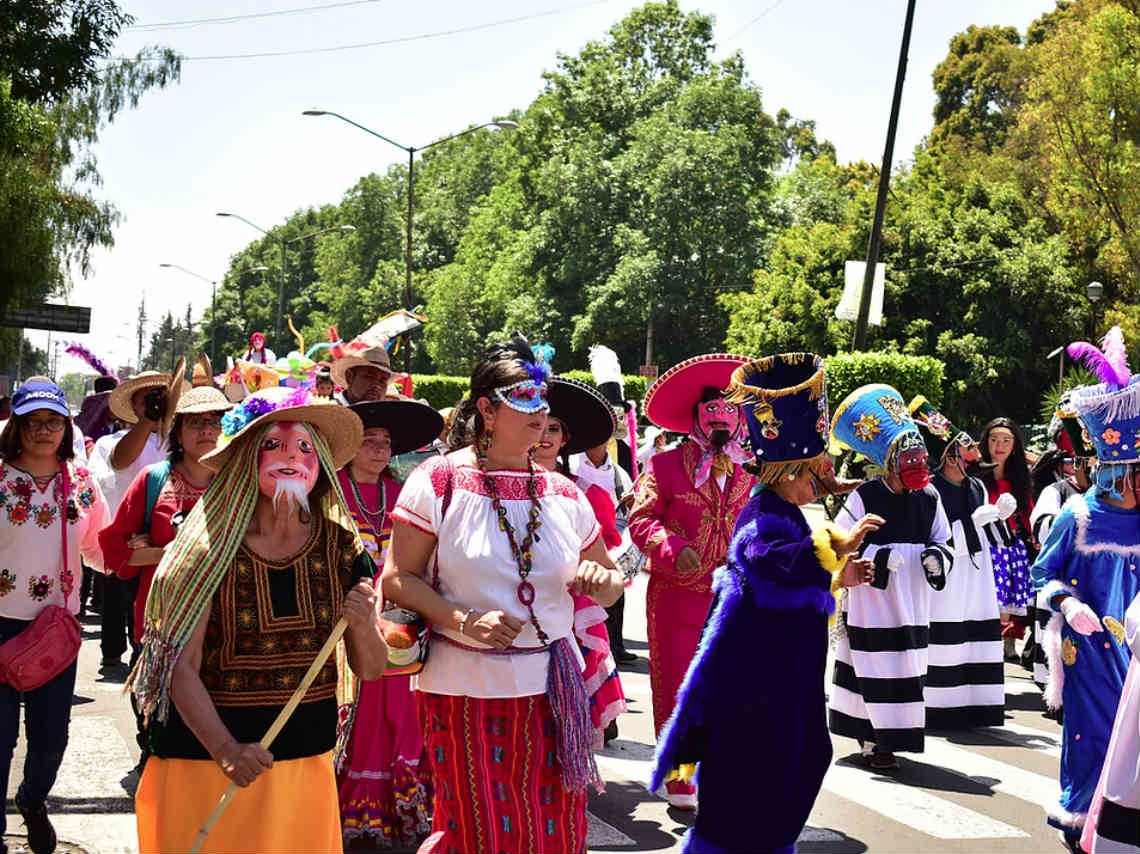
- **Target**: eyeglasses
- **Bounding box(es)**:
[184,415,223,431]
[22,417,67,435]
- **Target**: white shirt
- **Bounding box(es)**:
[88,428,166,516]
[245,348,276,365]
[569,452,632,506]
[393,455,600,698]
[0,460,109,617]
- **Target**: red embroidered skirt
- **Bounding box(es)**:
[416,692,587,854]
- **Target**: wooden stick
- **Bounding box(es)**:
[188,617,348,854]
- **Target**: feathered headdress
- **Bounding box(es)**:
[1067,326,1131,391]
[1065,326,1139,468]
[65,342,114,377]
[588,345,625,405]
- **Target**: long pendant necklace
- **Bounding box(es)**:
[476,440,548,643]
[348,473,386,535]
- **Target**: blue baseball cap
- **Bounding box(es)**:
[12,381,70,418]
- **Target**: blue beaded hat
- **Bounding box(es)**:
[724,352,829,483]
[1067,327,1139,465]
[830,383,922,469]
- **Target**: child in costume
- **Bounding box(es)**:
[910,397,1005,729]
[828,385,954,770]
[651,353,877,854]
[1031,328,1140,853]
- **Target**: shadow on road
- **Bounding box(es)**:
[587,779,684,852]
[836,752,998,797]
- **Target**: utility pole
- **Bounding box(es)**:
[852,0,916,351]
[136,296,147,372]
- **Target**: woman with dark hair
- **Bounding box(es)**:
[382,338,625,854]
[0,380,109,853]
[975,417,1037,661]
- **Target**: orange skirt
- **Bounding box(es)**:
[135,751,342,854]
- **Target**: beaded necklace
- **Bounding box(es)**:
[347,471,386,537]
[475,440,548,643]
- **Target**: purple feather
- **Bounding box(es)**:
[1068,340,1129,389]
[65,342,114,377]
[522,359,550,385]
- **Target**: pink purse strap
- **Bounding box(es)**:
[58,465,70,610]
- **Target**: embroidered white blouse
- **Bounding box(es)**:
[392,454,601,698]
[0,460,109,619]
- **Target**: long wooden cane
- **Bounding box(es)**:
[188,616,348,854]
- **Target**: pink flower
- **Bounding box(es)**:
[1102,428,1121,445]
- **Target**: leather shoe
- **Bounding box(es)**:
[18,800,57,854]
[612,648,637,664]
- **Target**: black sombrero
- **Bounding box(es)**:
[348,400,445,456]
[548,376,617,455]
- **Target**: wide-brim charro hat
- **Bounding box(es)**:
[548,376,617,455]
[831,383,921,469]
[331,346,392,388]
[347,400,446,456]
[109,371,171,424]
[909,396,974,464]
[644,353,750,433]
[201,386,363,472]
[175,386,233,415]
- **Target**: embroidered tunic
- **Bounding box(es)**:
[925,473,1004,728]
[0,460,108,619]
[1031,492,1140,833]
[829,480,952,753]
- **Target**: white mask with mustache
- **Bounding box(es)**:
[261,461,314,514]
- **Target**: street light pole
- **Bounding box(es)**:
[406,147,415,313]
[160,263,269,367]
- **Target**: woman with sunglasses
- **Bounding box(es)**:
[0,380,109,854]
[382,338,625,854]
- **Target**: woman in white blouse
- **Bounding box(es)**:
[383,339,624,854]
[0,380,108,854]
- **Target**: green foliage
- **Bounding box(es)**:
[409,374,470,411]
[56,373,87,408]
[1037,366,1097,423]
[823,352,946,415]
[559,371,650,407]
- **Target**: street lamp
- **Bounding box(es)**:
[1087,280,1104,335]
[216,212,355,351]
[159,263,269,366]
[302,110,518,319]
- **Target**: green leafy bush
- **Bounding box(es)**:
[823,352,946,413]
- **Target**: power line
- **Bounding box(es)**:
[127,0,384,32]
[723,0,788,43]
[124,0,609,62]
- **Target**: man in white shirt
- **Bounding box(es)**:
[88,372,170,669]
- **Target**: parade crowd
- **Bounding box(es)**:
[0,320,1136,854]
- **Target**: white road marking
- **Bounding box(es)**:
[920,736,1060,808]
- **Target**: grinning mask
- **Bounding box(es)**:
[258,421,320,513]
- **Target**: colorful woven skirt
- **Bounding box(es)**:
[337,673,433,847]
[135,751,342,853]
[417,692,588,854]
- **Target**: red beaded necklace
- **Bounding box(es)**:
[476,440,548,644]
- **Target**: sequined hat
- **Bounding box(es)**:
[908,396,974,465]
[644,353,750,433]
[831,383,921,469]
[725,352,829,482]
[1067,327,1140,464]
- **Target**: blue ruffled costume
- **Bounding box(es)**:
[650,489,841,853]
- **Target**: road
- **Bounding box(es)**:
[5,574,1067,854]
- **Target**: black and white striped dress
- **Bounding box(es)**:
[925,474,1004,729]
[829,480,952,753]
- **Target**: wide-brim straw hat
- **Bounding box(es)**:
[548,377,617,455]
[643,353,751,433]
[331,346,392,388]
[348,400,446,456]
[201,386,363,472]
[109,371,171,424]
[175,386,233,415]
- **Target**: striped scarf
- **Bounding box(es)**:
[128,421,360,724]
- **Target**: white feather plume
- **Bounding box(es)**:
[588,345,624,397]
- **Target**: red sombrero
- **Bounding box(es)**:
[644,353,751,433]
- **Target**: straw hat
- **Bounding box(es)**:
[331,345,391,388]
[200,386,362,472]
[108,371,171,424]
[175,386,232,415]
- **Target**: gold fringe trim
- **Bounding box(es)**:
[746,452,828,485]
[665,763,698,784]
[908,394,928,414]
[724,352,824,405]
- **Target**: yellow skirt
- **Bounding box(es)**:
[136,751,342,854]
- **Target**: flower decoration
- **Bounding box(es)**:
[1102,428,1121,445]
[11,479,32,501]
[27,574,53,601]
[0,570,14,597]
[7,503,28,525]
[34,504,56,528]
[220,388,333,439]
[920,412,951,439]
[221,407,251,437]
[853,413,882,442]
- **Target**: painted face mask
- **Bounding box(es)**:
[492,380,550,414]
[696,398,741,446]
[897,441,931,491]
[258,422,320,512]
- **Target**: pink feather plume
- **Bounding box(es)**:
[1067,326,1130,389]
[65,342,114,377]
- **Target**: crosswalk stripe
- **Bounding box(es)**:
[975,722,1062,758]
[919,734,1059,808]
[820,761,1030,839]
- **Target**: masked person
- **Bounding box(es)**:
[1031,328,1140,854]
[651,353,877,853]
[129,387,388,854]
[828,385,953,771]
[628,353,754,809]
[910,397,1006,730]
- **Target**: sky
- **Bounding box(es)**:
[37,0,1058,377]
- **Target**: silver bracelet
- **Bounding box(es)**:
[458,608,476,635]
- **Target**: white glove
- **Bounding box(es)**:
[994,492,1018,521]
[1060,597,1102,636]
[972,504,1001,527]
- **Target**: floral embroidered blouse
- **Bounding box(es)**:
[0,460,109,620]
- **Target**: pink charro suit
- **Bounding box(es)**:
[629,441,754,736]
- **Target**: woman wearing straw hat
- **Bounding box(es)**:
[129,387,388,853]
[335,399,443,850]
